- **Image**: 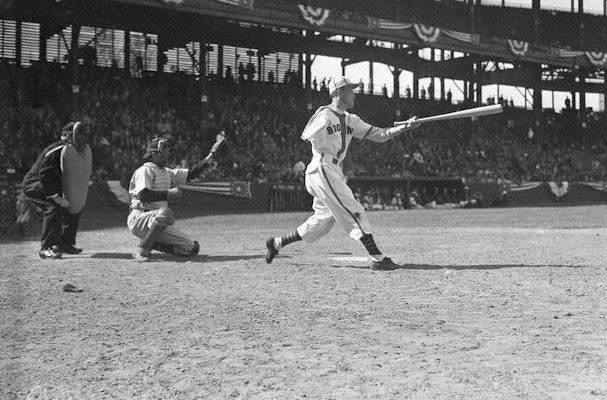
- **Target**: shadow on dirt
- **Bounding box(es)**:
[332,263,586,270]
[88,252,289,262]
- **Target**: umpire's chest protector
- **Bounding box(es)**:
[61,144,93,214]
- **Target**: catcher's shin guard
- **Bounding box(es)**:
[151,242,175,254]
[152,240,199,257]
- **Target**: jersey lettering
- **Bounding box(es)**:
[327,125,353,135]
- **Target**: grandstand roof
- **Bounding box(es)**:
[6,0,607,94]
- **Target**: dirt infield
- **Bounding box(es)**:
[2,206,607,399]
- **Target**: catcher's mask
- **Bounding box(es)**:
[60,121,88,152]
[143,138,170,163]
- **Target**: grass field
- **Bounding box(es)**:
[2,206,607,399]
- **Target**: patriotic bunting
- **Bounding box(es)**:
[367,17,412,30]
[585,51,607,66]
[508,181,542,192]
[297,5,330,26]
[180,181,252,198]
[550,47,584,58]
[548,182,569,198]
[581,182,607,192]
[507,39,530,57]
[213,0,254,9]
[443,29,480,45]
[343,6,607,68]
[413,23,441,43]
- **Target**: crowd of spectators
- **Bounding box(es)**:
[1,60,606,190]
[350,184,476,211]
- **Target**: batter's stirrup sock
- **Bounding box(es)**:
[360,234,385,262]
[275,231,302,250]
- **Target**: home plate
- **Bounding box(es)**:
[330,256,369,263]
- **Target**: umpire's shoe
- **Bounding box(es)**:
[265,237,279,264]
[371,257,399,271]
[62,245,83,255]
[38,245,62,260]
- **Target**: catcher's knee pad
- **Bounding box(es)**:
[140,211,172,250]
[139,223,166,250]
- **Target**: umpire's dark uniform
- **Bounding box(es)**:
[21,141,72,252]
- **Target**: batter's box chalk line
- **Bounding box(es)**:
[329,256,369,263]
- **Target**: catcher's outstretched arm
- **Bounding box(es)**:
[186,133,227,181]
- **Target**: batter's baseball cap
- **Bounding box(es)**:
[328,77,359,96]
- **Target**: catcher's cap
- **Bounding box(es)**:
[143,137,170,160]
[146,137,169,152]
[328,77,359,96]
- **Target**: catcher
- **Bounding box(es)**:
[128,135,224,262]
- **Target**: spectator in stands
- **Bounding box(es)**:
[246,62,255,81]
[238,62,245,83]
[225,66,233,82]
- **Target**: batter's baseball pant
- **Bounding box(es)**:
[296,163,372,243]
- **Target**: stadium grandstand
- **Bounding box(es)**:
[1,0,607,223]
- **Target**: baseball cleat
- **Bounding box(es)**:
[265,237,279,264]
[62,245,83,255]
[38,245,62,260]
[371,257,399,271]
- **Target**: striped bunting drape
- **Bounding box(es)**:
[180,181,252,198]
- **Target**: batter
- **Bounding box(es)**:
[265,77,420,270]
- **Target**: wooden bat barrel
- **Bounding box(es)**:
[394,105,503,126]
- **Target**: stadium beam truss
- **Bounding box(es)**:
[1,0,606,110]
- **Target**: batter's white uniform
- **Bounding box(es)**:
[296,104,401,242]
[127,162,196,254]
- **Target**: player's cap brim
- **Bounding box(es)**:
[330,83,360,95]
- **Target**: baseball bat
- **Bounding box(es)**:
[394,104,503,126]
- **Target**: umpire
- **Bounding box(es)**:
[22,122,91,259]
